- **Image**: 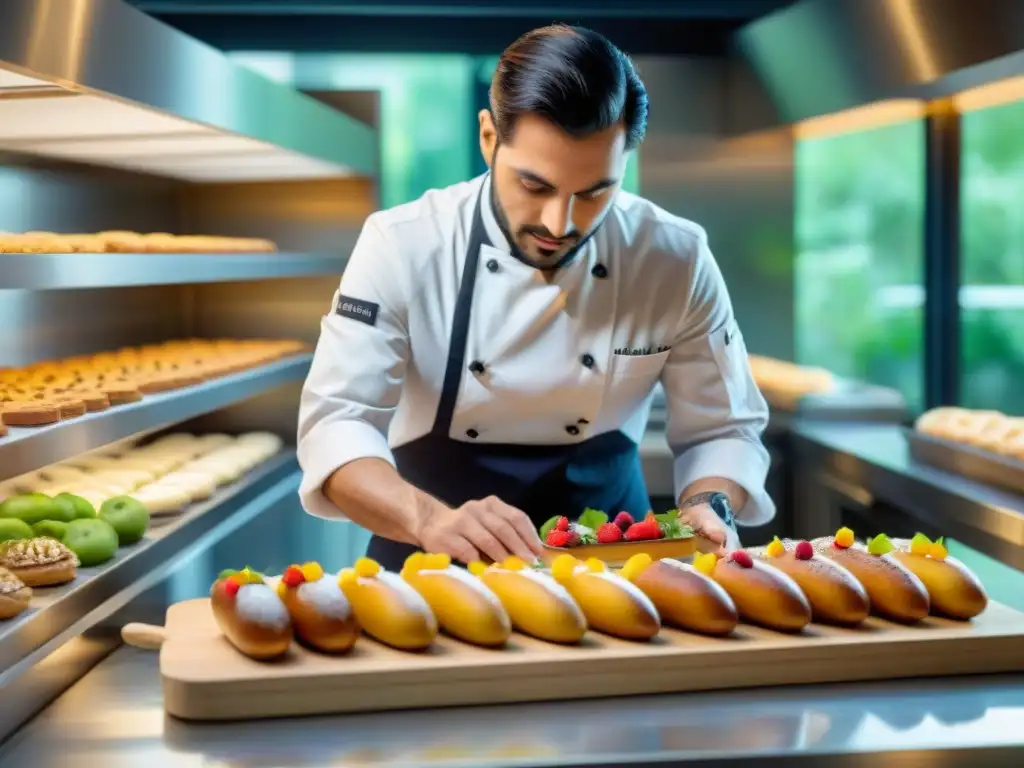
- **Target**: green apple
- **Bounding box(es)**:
[0,518,33,543]
[54,493,96,520]
[0,493,69,525]
[32,519,69,540]
[99,496,150,546]
[62,518,119,567]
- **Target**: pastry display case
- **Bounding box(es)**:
[0,0,379,743]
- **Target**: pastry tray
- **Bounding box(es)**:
[906,428,1024,497]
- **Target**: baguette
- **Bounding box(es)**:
[401,552,511,647]
[619,553,738,636]
[694,551,811,632]
[812,528,930,623]
[210,568,293,660]
[750,538,869,626]
[550,554,660,640]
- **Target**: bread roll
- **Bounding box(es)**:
[0,537,78,587]
[890,535,988,620]
[549,553,660,640]
[338,558,437,650]
[0,567,31,620]
[210,568,293,660]
[401,552,511,647]
[619,553,738,636]
[275,562,359,653]
[750,538,869,626]
[812,528,930,623]
[695,551,811,632]
[470,556,586,644]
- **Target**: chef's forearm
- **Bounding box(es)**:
[679,477,749,512]
[322,458,437,546]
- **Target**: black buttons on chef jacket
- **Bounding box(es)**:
[468,360,486,375]
[591,263,608,279]
[580,353,595,369]
[466,429,479,439]
[565,424,581,436]
[486,258,499,273]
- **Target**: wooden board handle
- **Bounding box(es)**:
[122,622,167,650]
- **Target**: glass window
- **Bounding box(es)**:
[795,120,927,409]
[960,100,1024,415]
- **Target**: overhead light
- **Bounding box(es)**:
[794,99,927,140]
[954,74,1024,114]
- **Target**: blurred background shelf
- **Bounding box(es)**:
[0,252,351,290]
[0,354,312,481]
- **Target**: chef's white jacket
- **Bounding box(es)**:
[298,173,774,525]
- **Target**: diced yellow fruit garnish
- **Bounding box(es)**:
[501,555,525,572]
[550,553,579,583]
[276,581,287,599]
[467,561,487,576]
[300,561,324,582]
[338,569,357,587]
[692,552,718,576]
[403,552,426,573]
[765,537,785,558]
[424,553,452,571]
[585,557,606,573]
[354,558,380,579]
[238,567,262,584]
[910,533,932,555]
[834,527,855,548]
[930,541,948,560]
[620,553,653,581]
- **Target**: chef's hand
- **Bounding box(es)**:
[416,496,544,565]
[678,504,740,554]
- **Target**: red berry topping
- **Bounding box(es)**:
[794,541,814,561]
[597,522,623,543]
[625,520,663,541]
[613,511,634,532]
[223,579,240,597]
[729,550,754,569]
[546,529,573,548]
[555,516,570,532]
[281,565,305,587]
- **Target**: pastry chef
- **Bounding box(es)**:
[298,24,774,570]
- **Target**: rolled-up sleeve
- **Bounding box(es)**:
[660,232,775,526]
[297,216,409,520]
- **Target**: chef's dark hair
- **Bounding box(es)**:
[490,24,648,150]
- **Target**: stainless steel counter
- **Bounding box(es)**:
[2,645,1022,767]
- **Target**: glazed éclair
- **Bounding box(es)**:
[694,551,811,632]
[469,556,587,644]
[338,558,438,650]
[619,553,738,636]
[401,552,512,648]
[812,528,930,623]
[550,554,661,640]
[750,538,870,626]
[275,561,360,653]
[210,568,293,660]
[889,534,988,621]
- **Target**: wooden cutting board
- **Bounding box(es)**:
[124,598,1024,722]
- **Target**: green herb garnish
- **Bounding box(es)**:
[577,508,608,531]
[538,515,562,540]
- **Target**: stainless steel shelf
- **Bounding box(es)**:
[0,353,312,482]
[0,450,299,677]
[0,252,349,290]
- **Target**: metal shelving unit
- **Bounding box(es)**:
[0,252,351,290]
[0,354,312,481]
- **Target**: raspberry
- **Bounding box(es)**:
[281,565,305,587]
[546,529,573,548]
[729,550,753,569]
[555,516,570,532]
[223,579,240,597]
[564,529,581,546]
[613,511,634,531]
[597,523,623,543]
[624,520,662,541]
[794,541,814,561]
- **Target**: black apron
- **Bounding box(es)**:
[366,186,651,570]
